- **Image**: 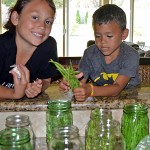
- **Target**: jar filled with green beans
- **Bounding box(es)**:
[46,100,73,145]
[121,103,149,150]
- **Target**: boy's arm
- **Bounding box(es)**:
[92,75,130,97]
[73,75,130,101]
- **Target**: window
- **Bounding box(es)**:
[1,0,17,33]
[112,0,150,51]
[51,0,100,57]
[1,0,150,56]
[112,0,131,42]
[133,0,150,51]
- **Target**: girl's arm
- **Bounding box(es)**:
[0,65,29,99]
[0,85,15,99]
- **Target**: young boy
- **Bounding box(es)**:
[60,4,141,101]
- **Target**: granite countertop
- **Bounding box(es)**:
[0,84,150,112]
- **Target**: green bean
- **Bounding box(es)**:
[49,59,66,75]
[121,112,149,150]
[49,59,80,90]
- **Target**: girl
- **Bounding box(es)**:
[0,0,59,99]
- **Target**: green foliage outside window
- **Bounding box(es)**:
[84,11,88,24]
[76,10,81,24]
[53,0,63,8]
[2,0,16,7]
[76,10,88,24]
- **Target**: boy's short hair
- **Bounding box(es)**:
[92,4,127,30]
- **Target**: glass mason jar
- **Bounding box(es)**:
[135,134,150,150]
[46,100,73,145]
[113,120,126,150]
[121,103,149,150]
[49,125,83,150]
[5,114,36,149]
[0,128,33,150]
[85,108,113,150]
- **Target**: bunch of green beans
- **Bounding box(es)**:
[49,59,80,90]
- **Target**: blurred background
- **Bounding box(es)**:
[0,0,150,57]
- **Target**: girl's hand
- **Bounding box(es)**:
[10,64,29,99]
[25,79,42,98]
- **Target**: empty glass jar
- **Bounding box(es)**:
[49,125,83,150]
[113,120,126,150]
[85,108,113,150]
[0,128,33,150]
[85,108,112,150]
[86,108,125,150]
[46,100,73,145]
[5,114,36,149]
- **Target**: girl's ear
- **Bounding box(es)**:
[122,29,129,41]
[11,11,19,25]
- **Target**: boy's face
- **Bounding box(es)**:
[93,21,128,58]
[11,0,55,47]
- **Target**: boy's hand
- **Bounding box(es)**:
[25,79,42,98]
[59,78,70,92]
[76,72,84,79]
[73,83,91,101]
[59,72,84,92]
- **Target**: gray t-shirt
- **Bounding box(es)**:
[79,42,141,88]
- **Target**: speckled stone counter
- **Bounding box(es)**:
[0,84,150,111]
[0,93,49,112]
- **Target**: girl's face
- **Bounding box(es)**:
[93,21,128,59]
[11,0,55,47]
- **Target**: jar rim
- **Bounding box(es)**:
[90,108,112,119]
[52,125,79,139]
[0,128,30,146]
[47,100,71,110]
[6,114,30,127]
[123,103,148,113]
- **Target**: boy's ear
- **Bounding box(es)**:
[11,11,19,25]
[122,29,129,40]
